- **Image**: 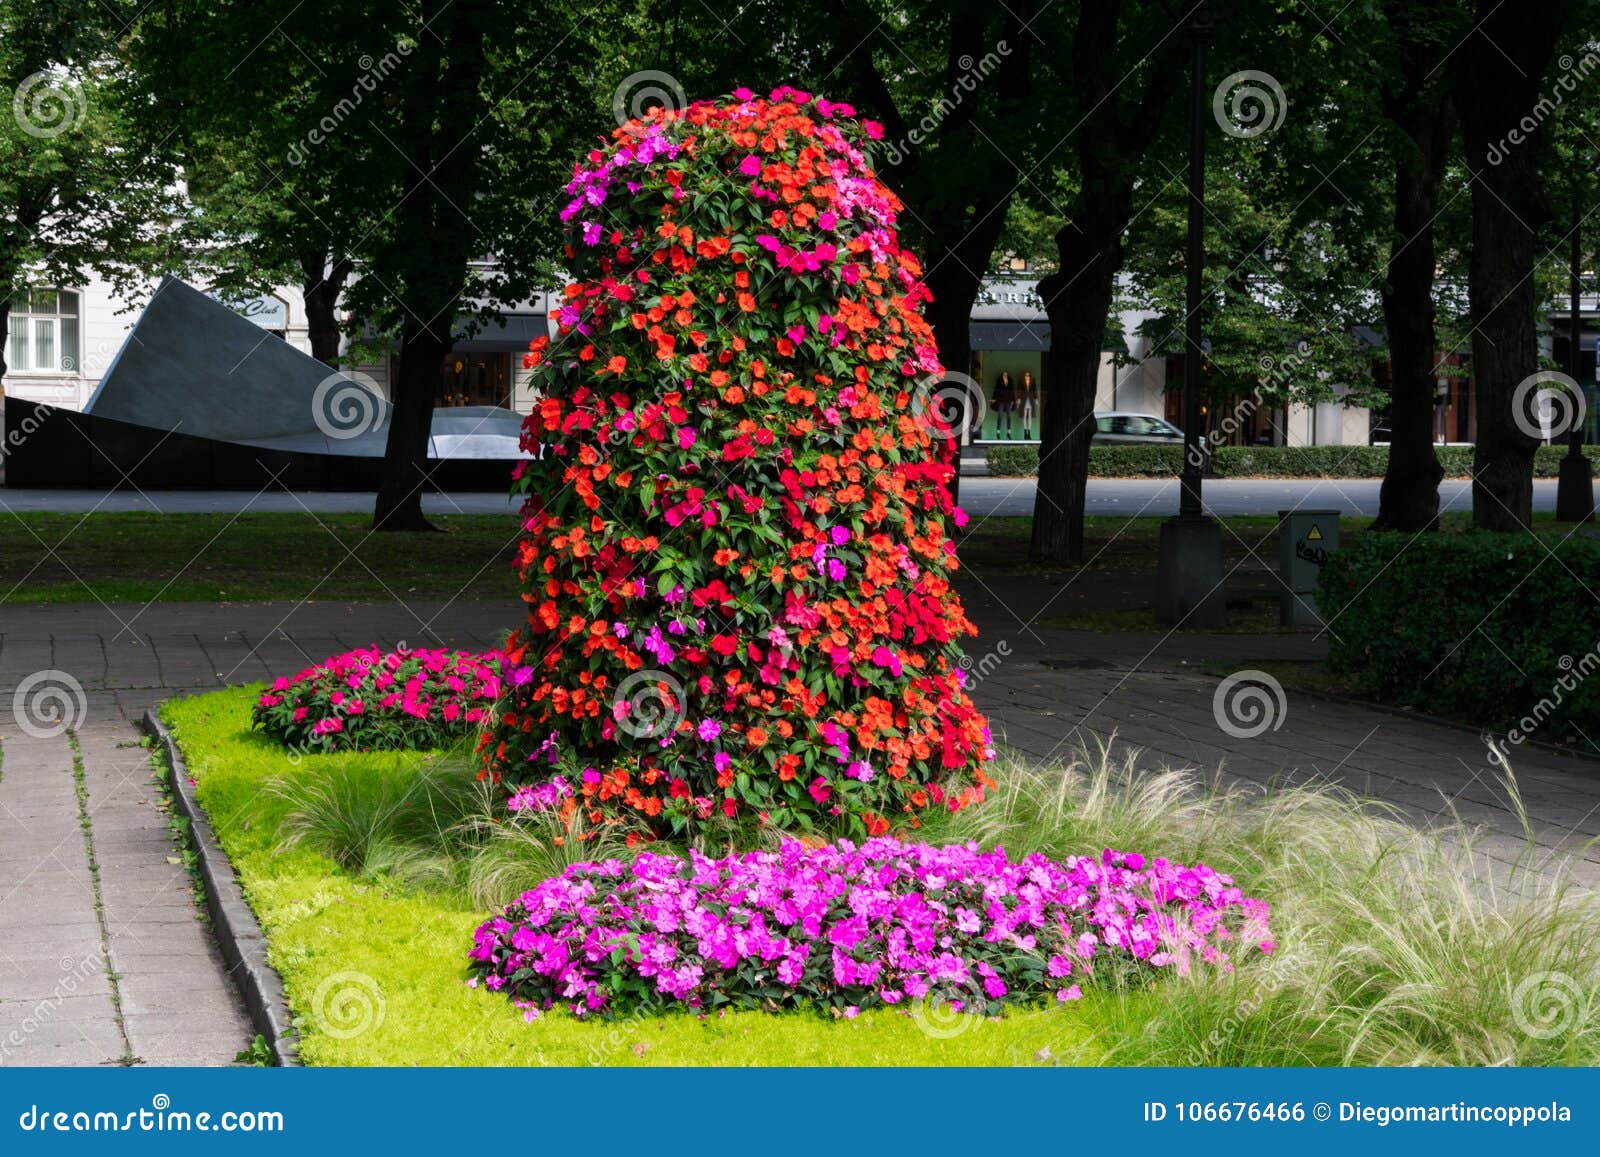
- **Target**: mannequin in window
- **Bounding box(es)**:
[992,371,1015,439]
[1018,370,1037,440]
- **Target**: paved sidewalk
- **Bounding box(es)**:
[2,588,1596,1068]
[0,726,253,1065]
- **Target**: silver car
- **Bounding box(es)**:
[1092,411,1186,444]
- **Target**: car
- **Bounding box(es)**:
[1091,411,1186,444]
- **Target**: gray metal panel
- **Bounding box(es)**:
[86,276,388,442]
[85,276,533,462]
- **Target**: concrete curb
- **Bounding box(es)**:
[142,710,301,1067]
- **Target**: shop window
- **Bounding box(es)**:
[440,352,512,408]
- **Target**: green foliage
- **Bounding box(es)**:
[928,746,1600,1065]
[0,2,181,317]
[1318,532,1600,745]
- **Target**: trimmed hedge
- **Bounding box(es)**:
[984,443,1600,479]
[1317,532,1600,743]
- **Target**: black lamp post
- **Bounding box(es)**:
[1179,5,1213,519]
[1556,179,1594,523]
[1155,0,1225,625]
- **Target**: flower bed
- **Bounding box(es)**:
[468,838,1273,1020]
[253,645,505,753]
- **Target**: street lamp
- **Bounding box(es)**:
[1155,0,1226,626]
[1556,179,1594,523]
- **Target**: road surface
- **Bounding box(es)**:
[0,476,1594,518]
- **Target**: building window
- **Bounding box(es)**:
[7,288,81,373]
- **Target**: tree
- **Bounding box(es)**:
[1029,1,1185,563]
[1369,1,1469,530]
[0,1,179,387]
[135,0,605,529]
[1452,0,1574,530]
[818,1,1037,428]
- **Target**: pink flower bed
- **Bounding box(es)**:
[468,838,1274,1020]
[253,645,504,753]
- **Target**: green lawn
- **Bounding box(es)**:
[0,512,522,604]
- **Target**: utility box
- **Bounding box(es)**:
[1278,509,1339,627]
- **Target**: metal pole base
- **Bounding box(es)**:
[1555,452,1595,523]
[1155,515,1227,627]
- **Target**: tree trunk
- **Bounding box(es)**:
[1032,203,1126,563]
[0,299,10,392]
[299,251,353,366]
[374,321,450,530]
[1374,94,1452,530]
[1453,1,1568,531]
[371,0,489,531]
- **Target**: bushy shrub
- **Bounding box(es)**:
[484,90,993,837]
[1318,533,1600,742]
[986,445,1042,476]
[986,443,1600,480]
[467,837,1273,1019]
[254,645,504,753]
